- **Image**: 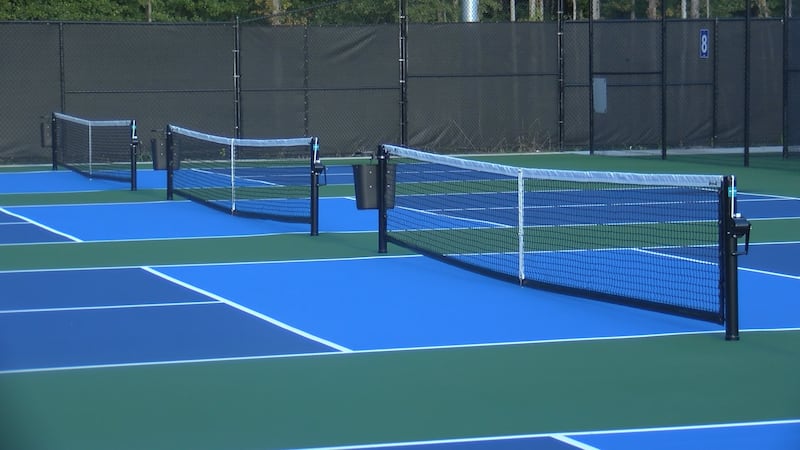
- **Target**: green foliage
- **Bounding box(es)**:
[162,0,253,21]
[286,0,397,24]
[1,0,135,21]
[0,0,254,21]
[0,0,791,22]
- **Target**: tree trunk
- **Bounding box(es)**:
[647,0,658,19]
[529,0,544,21]
[272,0,282,24]
[755,0,770,16]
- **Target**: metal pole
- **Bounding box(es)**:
[558,0,565,151]
[304,23,310,137]
[713,19,719,147]
[166,126,174,200]
[724,227,741,340]
[462,0,479,22]
[722,176,740,341]
[744,0,751,167]
[310,137,320,236]
[59,23,66,113]
[661,0,667,159]
[589,9,595,155]
[377,145,388,253]
[783,0,790,159]
[130,120,138,191]
[399,0,409,146]
[233,17,243,139]
[51,114,58,170]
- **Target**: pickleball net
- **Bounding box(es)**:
[51,112,138,190]
[165,125,324,235]
[377,144,742,333]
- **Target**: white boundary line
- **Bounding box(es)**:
[139,266,352,353]
[752,216,800,221]
[2,195,349,210]
[737,193,800,201]
[740,266,800,280]
[0,254,423,275]
[292,419,800,449]
[6,200,177,208]
[552,434,602,450]
[0,206,81,242]
[0,350,340,375]
[0,300,220,315]
[0,197,373,247]
[0,231,316,247]
[564,418,800,437]
[3,328,798,375]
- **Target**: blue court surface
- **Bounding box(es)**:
[1,168,798,449]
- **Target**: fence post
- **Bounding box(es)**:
[588,10,595,155]
[744,0,751,167]
[304,23,310,137]
[233,16,242,139]
[783,0,790,159]
[399,0,409,146]
[661,0,667,160]
[558,0,565,151]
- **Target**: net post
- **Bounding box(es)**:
[51,113,58,171]
[229,139,236,214]
[309,137,320,237]
[87,123,93,177]
[130,120,138,191]
[517,169,525,285]
[377,144,388,253]
[722,175,741,341]
[165,126,174,200]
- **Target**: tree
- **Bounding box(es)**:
[530,0,544,20]
[0,0,137,21]
[755,0,770,16]
[690,0,700,18]
[0,0,788,22]
[647,0,657,18]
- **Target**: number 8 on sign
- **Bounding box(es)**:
[700,29,710,59]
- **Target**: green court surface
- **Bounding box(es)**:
[2,331,798,450]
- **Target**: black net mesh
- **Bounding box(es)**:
[382,144,726,323]
[167,125,317,224]
[52,113,135,186]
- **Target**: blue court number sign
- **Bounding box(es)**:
[700,29,710,59]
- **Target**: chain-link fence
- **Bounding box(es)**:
[1,0,798,167]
